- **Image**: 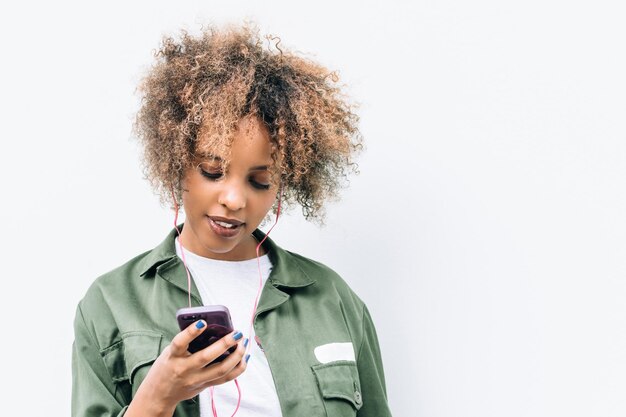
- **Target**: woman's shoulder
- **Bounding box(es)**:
[277,247,366,309]
[283,249,343,281]
[80,249,152,302]
[76,252,154,343]
[74,232,183,349]
[80,229,178,307]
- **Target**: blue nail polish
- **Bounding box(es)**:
[196,321,205,329]
[233,331,243,341]
[243,338,249,348]
[245,354,251,363]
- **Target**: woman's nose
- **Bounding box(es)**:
[217,180,246,211]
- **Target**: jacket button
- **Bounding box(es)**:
[354,390,362,405]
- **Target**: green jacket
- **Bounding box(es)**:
[72,227,392,417]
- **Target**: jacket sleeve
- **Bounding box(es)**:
[356,305,393,417]
[72,303,129,417]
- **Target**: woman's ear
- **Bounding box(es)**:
[178,171,191,195]
[170,186,181,211]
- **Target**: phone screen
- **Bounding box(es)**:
[176,306,236,360]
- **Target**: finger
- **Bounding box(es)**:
[197,346,249,388]
[194,338,246,383]
[192,330,244,367]
[170,320,207,356]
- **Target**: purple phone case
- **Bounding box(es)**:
[176,305,236,360]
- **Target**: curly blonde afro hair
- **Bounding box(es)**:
[134,23,362,221]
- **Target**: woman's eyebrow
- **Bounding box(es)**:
[196,153,271,171]
[195,152,223,162]
[250,164,271,171]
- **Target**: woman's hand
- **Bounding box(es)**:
[125,321,248,417]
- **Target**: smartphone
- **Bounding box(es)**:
[176,305,237,361]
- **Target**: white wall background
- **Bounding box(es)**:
[1,1,625,416]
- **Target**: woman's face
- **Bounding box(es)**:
[179,116,278,260]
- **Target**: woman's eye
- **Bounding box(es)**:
[200,168,223,180]
[250,180,271,190]
[197,162,270,189]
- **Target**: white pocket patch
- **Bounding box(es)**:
[314,342,356,364]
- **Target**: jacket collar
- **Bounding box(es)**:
[138,225,316,289]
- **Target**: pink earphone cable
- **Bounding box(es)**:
[171,188,193,308]
[246,186,283,356]
[209,382,242,417]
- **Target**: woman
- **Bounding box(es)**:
[72,24,392,417]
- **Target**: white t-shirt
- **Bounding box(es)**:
[175,237,283,417]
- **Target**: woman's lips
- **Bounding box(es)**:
[206,215,244,238]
